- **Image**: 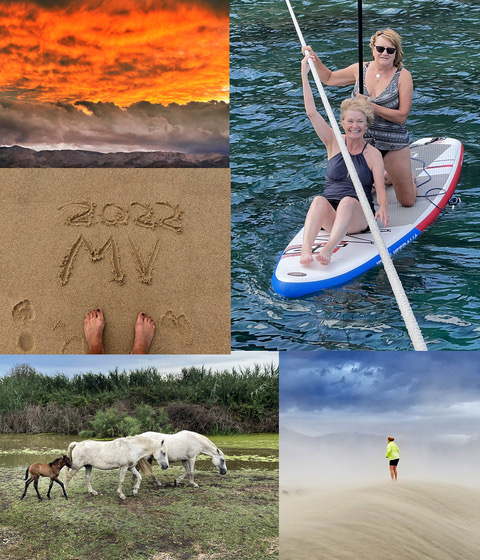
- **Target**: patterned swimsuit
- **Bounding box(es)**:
[353,62,410,152]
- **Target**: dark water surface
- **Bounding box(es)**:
[231,0,480,350]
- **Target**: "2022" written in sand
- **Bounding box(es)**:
[58,199,183,286]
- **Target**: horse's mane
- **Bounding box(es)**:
[49,456,63,467]
[190,432,221,455]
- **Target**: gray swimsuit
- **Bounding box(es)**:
[353,62,410,152]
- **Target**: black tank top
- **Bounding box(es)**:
[323,143,374,203]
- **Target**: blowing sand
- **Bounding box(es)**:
[0,168,230,354]
[281,480,480,560]
[280,430,480,559]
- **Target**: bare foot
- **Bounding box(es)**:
[131,312,155,354]
[299,250,314,265]
[84,309,105,354]
[316,246,334,265]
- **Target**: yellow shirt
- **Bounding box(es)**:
[386,442,399,460]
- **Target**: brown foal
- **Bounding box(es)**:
[21,455,72,501]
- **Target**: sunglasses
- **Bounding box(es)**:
[375,45,396,55]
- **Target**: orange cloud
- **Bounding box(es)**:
[0,0,229,106]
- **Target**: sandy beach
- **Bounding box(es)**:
[0,168,230,354]
[281,480,480,560]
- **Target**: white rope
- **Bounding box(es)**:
[285,0,428,351]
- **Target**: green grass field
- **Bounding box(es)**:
[1,466,278,560]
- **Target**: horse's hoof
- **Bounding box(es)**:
[119,494,127,500]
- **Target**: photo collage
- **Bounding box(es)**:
[1,0,479,559]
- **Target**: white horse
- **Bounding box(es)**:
[138,430,227,488]
[65,435,168,500]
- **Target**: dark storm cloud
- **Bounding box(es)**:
[0,98,229,154]
[280,352,480,413]
[0,0,71,8]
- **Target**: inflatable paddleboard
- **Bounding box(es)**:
[272,137,464,298]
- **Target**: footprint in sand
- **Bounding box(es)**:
[52,319,85,354]
[18,332,34,352]
[12,299,35,323]
[158,311,193,352]
[61,336,85,354]
[12,300,36,352]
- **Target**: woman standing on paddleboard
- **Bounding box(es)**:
[299,54,389,266]
[386,436,400,480]
[303,29,416,208]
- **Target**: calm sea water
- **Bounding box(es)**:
[231,0,480,350]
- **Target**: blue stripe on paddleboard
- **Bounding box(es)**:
[271,227,422,298]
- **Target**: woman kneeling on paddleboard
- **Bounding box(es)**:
[300,54,389,266]
[303,29,416,207]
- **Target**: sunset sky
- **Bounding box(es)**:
[0,0,229,153]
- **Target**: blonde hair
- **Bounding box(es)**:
[370,28,404,68]
[340,97,375,128]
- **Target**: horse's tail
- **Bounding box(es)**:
[137,457,153,476]
[24,467,29,480]
[66,441,78,470]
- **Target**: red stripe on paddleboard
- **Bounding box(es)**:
[281,244,302,259]
[416,144,463,232]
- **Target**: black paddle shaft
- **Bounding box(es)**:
[358,0,363,94]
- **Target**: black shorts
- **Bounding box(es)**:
[378,146,409,156]
[327,198,342,211]
[389,459,399,466]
